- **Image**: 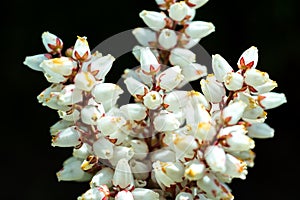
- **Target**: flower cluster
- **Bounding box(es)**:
[23,0,287,199]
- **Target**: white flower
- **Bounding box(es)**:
[113,158,135,190]
[124,77,149,98]
[40,57,77,83]
[93,137,114,159]
[56,157,92,182]
[58,84,83,106]
[73,143,90,159]
[78,186,109,200]
[72,36,91,61]
[184,159,206,181]
[204,145,226,173]
[247,122,275,138]
[132,28,157,47]
[109,146,134,166]
[154,111,181,132]
[169,2,188,21]
[175,192,194,200]
[42,31,63,53]
[252,79,277,94]
[132,188,160,200]
[140,47,161,75]
[186,0,209,9]
[90,167,114,188]
[169,48,196,67]
[220,128,255,151]
[244,68,269,87]
[120,103,147,121]
[238,46,258,69]
[224,153,248,179]
[139,10,166,31]
[163,91,189,112]
[157,66,184,91]
[222,101,247,125]
[200,74,226,103]
[185,21,215,39]
[58,109,80,121]
[212,54,233,82]
[81,105,105,125]
[130,140,149,160]
[130,159,151,180]
[115,190,134,200]
[23,54,51,71]
[97,116,126,136]
[74,71,96,91]
[143,91,163,110]
[224,72,244,91]
[50,120,73,135]
[150,148,176,163]
[180,62,207,82]
[152,161,184,188]
[51,126,81,147]
[257,92,287,109]
[158,29,178,50]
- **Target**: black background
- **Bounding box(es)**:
[1,0,298,199]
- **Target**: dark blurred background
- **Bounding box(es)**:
[1,0,298,199]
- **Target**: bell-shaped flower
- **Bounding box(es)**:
[200,74,226,103]
[140,47,161,75]
[23,54,51,71]
[58,84,83,106]
[244,68,269,87]
[120,103,147,121]
[230,150,255,167]
[97,116,126,136]
[204,145,226,173]
[169,2,188,21]
[247,122,274,139]
[212,54,233,82]
[124,77,149,99]
[51,126,81,147]
[186,5,196,21]
[180,62,207,82]
[186,0,209,9]
[78,186,110,200]
[178,33,200,49]
[224,72,244,91]
[224,153,248,179]
[73,143,90,159]
[109,146,134,166]
[58,109,80,121]
[153,111,181,132]
[113,158,135,190]
[93,137,114,159]
[143,91,163,110]
[132,28,157,47]
[40,57,77,83]
[82,54,115,81]
[150,148,176,163]
[130,159,151,180]
[158,29,178,50]
[139,10,167,31]
[169,48,196,67]
[37,84,70,111]
[163,90,189,112]
[185,102,211,125]
[190,122,216,142]
[115,190,134,200]
[50,120,73,135]
[197,173,233,199]
[175,192,194,200]
[42,31,63,53]
[130,139,149,160]
[238,46,258,69]
[252,79,277,94]
[185,21,215,39]
[90,167,114,188]
[81,104,105,125]
[184,159,206,181]
[157,66,184,91]
[257,92,287,110]
[132,188,160,200]
[72,36,91,62]
[152,161,184,188]
[74,71,97,91]
[56,157,92,182]
[222,101,247,125]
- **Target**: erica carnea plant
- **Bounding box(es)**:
[23,0,287,199]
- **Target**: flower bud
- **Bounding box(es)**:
[23,54,51,71]
[74,71,96,91]
[169,2,188,21]
[130,139,149,160]
[185,21,215,39]
[247,122,274,138]
[180,62,207,82]
[238,46,258,69]
[90,167,114,188]
[200,74,226,103]
[204,145,226,173]
[132,188,160,200]
[42,31,63,53]
[170,48,196,67]
[154,111,181,131]
[186,0,209,9]
[157,66,184,91]
[81,105,105,125]
[158,29,177,50]
[130,159,151,180]
[72,36,91,61]
[184,159,206,181]
[221,129,255,151]
[50,120,73,135]
[113,158,135,190]
[97,116,126,136]
[175,192,194,200]
[40,57,77,83]
[120,103,147,121]
[143,91,163,110]
[163,91,189,112]
[132,28,157,47]
[212,54,233,82]
[253,79,277,94]
[73,143,90,159]
[244,68,269,87]
[224,72,244,91]
[224,153,248,179]
[124,77,149,98]
[257,92,287,110]
[93,137,114,159]
[58,84,83,106]
[139,10,166,31]
[222,101,247,125]
[140,47,161,75]
[52,126,81,147]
